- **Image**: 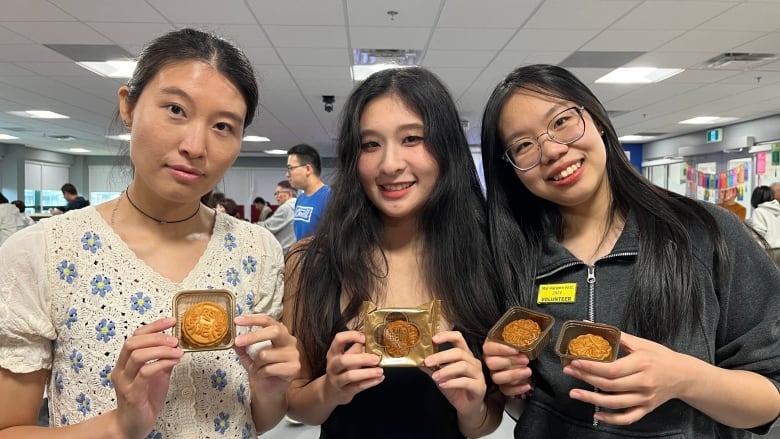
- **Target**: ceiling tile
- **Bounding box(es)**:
[2,21,113,44]
[0,0,74,21]
[247,0,345,25]
[581,30,684,51]
[145,0,256,25]
[265,26,347,48]
[527,0,640,30]
[52,0,166,22]
[346,0,440,27]
[611,1,736,30]
[559,51,644,68]
[276,48,350,66]
[699,2,780,31]
[658,30,765,52]
[429,28,516,51]
[438,0,541,28]
[349,26,430,50]
[504,29,598,51]
[423,50,497,68]
[86,22,176,46]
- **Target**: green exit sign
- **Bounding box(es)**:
[706,128,723,143]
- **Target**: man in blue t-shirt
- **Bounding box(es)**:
[287,144,331,239]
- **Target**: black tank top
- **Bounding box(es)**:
[320,366,466,439]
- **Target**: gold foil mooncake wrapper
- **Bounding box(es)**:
[362,300,440,367]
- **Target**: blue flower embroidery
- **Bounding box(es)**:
[130,292,152,315]
[224,233,237,251]
[242,422,252,439]
[226,268,240,286]
[75,393,90,415]
[65,307,78,329]
[235,303,243,316]
[242,256,256,274]
[55,371,64,392]
[237,383,247,404]
[214,412,229,434]
[60,415,68,426]
[145,431,162,439]
[100,365,113,388]
[57,261,77,284]
[91,274,112,297]
[245,292,254,307]
[70,350,84,373]
[95,319,116,343]
[211,369,227,391]
[81,231,102,253]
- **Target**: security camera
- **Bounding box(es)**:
[322,95,335,113]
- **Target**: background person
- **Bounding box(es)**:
[11,200,35,227]
[0,28,299,438]
[479,64,780,438]
[750,185,780,248]
[286,143,331,239]
[258,181,297,253]
[51,183,90,214]
[0,194,24,246]
[284,67,505,438]
[252,196,273,222]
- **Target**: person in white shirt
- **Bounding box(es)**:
[750,185,780,247]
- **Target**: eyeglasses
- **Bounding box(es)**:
[286,164,307,172]
[502,106,586,171]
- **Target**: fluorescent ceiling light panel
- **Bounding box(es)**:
[242,136,270,142]
[619,135,655,142]
[67,148,90,153]
[595,67,684,84]
[351,48,421,81]
[262,149,288,155]
[678,116,738,125]
[8,110,69,119]
[77,60,136,78]
[106,134,131,141]
[0,134,19,140]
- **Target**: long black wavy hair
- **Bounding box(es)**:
[288,67,503,376]
[480,64,729,342]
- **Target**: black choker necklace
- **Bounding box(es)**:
[124,188,200,225]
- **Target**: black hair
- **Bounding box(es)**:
[110,28,259,174]
[480,64,729,342]
[11,200,25,212]
[253,196,268,205]
[125,28,257,128]
[61,183,78,195]
[751,185,774,209]
[287,144,323,176]
[288,67,503,376]
[0,194,8,204]
[218,198,239,217]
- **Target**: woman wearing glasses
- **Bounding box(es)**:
[480,64,780,438]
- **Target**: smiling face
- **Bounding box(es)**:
[119,60,246,205]
[357,93,439,224]
[498,89,610,212]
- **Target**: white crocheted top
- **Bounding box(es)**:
[0,206,284,438]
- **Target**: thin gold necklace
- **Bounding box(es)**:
[123,187,201,225]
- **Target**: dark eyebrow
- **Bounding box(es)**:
[159,86,244,126]
[360,123,424,138]
[503,102,570,145]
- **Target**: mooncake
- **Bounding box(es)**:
[382,320,421,357]
[501,319,541,348]
[567,333,612,360]
[182,301,229,347]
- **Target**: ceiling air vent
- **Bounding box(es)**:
[704,52,777,69]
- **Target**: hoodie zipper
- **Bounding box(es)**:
[537,251,638,429]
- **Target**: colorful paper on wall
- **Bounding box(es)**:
[757,152,766,175]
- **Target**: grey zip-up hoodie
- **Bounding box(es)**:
[513,203,780,438]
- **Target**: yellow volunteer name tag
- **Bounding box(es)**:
[537,283,576,303]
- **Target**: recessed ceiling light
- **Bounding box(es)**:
[106,134,131,141]
[263,149,288,155]
[8,110,69,119]
[242,136,270,142]
[595,67,684,84]
[76,60,136,78]
[67,148,90,153]
[351,49,421,81]
[0,134,19,140]
[619,135,656,142]
[678,116,738,125]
